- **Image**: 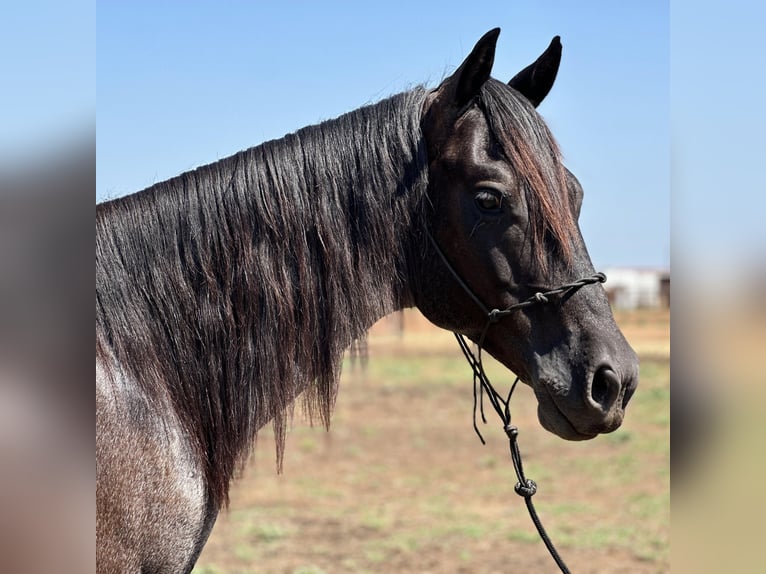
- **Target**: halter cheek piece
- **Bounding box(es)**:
[426,231,607,574]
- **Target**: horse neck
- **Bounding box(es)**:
[230,89,430,338]
[96,88,429,507]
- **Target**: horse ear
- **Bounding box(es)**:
[508,36,562,107]
[452,28,501,109]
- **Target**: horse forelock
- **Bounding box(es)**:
[479,79,577,275]
[96,88,430,507]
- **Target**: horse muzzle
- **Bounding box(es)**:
[533,350,640,440]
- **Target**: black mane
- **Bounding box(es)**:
[96,88,430,506]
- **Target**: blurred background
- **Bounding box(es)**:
[0,0,763,572]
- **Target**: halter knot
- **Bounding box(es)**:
[488,309,503,323]
[533,292,548,304]
[593,272,607,283]
[504,423,519,437]
[515,479,538,498]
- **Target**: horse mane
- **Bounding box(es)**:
[95,79,576,508]
[96,88,430,507]
[479,78,577,273]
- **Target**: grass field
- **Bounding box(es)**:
[193,308,670,573]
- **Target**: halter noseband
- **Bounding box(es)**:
[426,230,606,334]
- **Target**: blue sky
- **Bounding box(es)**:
[671,2,766,273]
[97,2,669,268]
[0,1,93,164]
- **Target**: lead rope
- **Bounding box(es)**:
[455,332,571,573]
[426,231,607,573]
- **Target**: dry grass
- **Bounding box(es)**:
[194,308,669,573]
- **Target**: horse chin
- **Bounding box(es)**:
[537,405,598,441]
[534,389,599,441]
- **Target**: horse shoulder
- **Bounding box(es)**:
[97,358,217,573]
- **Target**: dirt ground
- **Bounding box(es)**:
[193,308,669,573]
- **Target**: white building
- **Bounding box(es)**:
[602,267,670,309]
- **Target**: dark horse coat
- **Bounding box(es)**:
[97,29,638,573]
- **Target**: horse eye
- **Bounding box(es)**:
[474,189,502,212]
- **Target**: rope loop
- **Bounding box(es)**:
[533,292,549,304]
[515,479,538,498]
[488,309,503,323]
[593,271,607,283]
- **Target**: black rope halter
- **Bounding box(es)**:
[427,231,607,574]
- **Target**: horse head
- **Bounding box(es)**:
[414,29,639,440]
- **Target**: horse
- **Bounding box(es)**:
[96,28,639,573]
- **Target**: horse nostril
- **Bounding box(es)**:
[590,366,621,413]
[591,370,609,405]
